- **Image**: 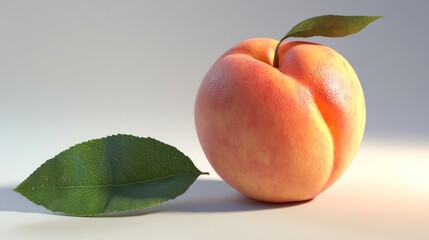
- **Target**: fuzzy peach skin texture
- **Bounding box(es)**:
[195,38,365,202]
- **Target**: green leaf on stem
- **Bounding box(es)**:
[273,15,382,68]
[14,134,208,216]
[284,15,382,39]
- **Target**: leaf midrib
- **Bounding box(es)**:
[41,172,204,189]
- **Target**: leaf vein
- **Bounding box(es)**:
[72,148,108,185]
[38,172,202,189]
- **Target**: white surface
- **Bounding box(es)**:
[1,139,428,240]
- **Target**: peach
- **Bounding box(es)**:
[194,38,365,202]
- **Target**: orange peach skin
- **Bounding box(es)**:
[195,38,365,202]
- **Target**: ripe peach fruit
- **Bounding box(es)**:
[194,38,365,202]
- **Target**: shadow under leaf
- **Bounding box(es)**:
[102,179,310,216]
[1,179,310,217]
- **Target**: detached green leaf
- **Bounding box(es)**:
[284,15,382,39]
[15,134,207,216]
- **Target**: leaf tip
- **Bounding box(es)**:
[368,15,384,21]
[13,182,25,194]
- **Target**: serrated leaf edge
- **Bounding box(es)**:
[13,134,208,216]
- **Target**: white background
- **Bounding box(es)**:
[1,1,428,239]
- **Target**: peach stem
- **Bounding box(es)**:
[273,36,288,68]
